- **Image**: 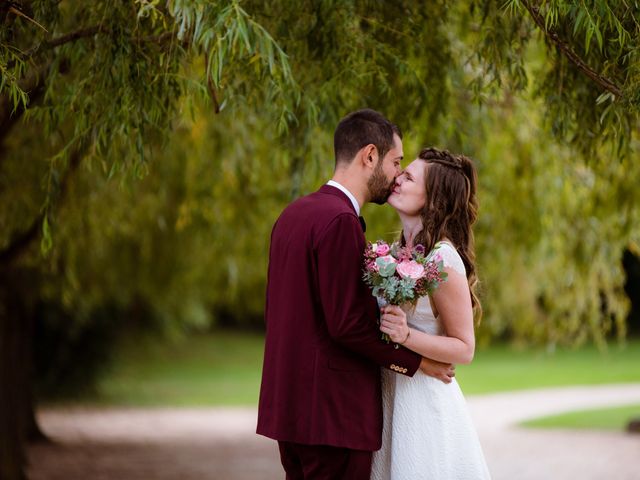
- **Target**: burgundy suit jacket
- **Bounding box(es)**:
[257,184,421,451]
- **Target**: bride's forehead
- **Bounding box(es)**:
[406,159,426,177]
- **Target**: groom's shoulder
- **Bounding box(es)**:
[274,188,356,236]
[288,187,354,219]
[273,190,359,249]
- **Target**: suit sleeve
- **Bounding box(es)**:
[316,213,421,376]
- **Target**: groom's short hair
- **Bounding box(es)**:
[334,109,402,167]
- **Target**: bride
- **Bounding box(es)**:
[371,147,491,479]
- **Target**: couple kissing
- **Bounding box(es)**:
[257,109,490,480]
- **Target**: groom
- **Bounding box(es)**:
[257,109,455,479]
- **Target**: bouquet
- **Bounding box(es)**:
[363,240,448,343]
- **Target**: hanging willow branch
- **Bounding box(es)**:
[0,146,84,265]
[204,52,222,114]
[521,0,623,97]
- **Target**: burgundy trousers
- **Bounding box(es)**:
[277,441,373,480]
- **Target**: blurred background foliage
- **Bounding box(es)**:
[1,1,639,478]
[1,0,639,390]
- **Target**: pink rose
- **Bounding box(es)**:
[396,260,425,280]
[375,243,390,256]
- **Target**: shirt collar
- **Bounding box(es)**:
[326,180,361,216]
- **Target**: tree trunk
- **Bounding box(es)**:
[25,304,48,445]
[0,142,83,479]
[0,265,46,480]
[0,268,29,480]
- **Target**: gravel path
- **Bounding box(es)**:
[29,383,640,480]
[468,383,640,480]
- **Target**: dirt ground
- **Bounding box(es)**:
[28,384,640,480]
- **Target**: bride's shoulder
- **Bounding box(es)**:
[430,241,466,276]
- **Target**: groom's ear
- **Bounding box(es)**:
[361,144,379,169]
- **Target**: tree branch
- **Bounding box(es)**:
[21,26,109,58]
[521,0,623,97]
[21,27,188,60]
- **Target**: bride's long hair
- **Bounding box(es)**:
[400,147,482,322]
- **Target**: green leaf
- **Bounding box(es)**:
[595,92,613,105]
[594,25,603,51]
[376,258,397,278]
[585,26,593,53]
[40,216,53,255]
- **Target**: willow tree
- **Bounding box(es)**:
[1,2,299,478]
[468,0,640,344]
[0,2,453,478]
[1,1,639,479]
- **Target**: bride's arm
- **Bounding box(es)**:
[380,267,475,364]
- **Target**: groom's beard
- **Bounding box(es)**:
[367,162,395,205]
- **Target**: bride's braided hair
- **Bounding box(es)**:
[402,147,482,322]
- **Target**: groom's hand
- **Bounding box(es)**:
[420,357,455,384]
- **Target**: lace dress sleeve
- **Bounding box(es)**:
[431,242,466,276]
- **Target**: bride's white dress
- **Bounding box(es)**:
[371,243,491,480]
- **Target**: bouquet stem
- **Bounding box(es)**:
[377,297,399,348]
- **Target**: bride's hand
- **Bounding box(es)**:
[380,305,411,344]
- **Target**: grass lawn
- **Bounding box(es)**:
[82,331,266,406]
[457,339,640,395]
[66,331,640,407]
[521,403,640,430]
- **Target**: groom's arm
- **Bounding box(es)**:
[315,213,421,376]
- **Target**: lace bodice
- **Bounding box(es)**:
[406,242,466,336]
[428,241,466,276]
